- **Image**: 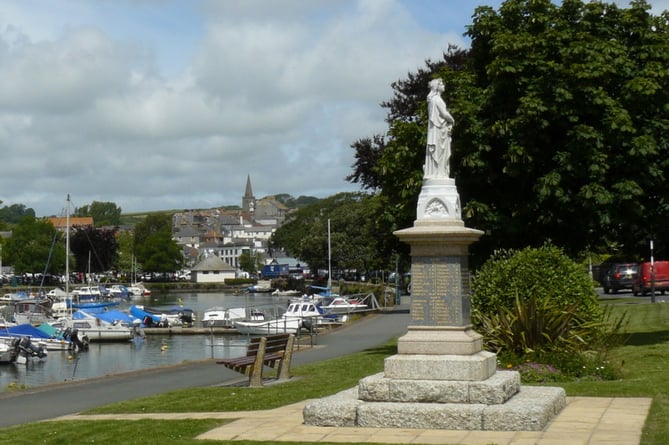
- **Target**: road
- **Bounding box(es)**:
[0,309,411,427]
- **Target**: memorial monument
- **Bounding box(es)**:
[304,80,565,431]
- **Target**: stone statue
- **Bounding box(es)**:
[424,78,454,178]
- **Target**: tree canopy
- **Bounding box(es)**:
[69,226,119,274]
[75,201,122,227]
[349,0,669,263]
[269,192,391,276]
[134,213,184,273]
[0,202,36,225]
[3,216,65,275]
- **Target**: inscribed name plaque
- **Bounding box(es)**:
[410,256,471,327]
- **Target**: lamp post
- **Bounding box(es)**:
[650,239,656,304]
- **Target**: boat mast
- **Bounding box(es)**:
[66,194,71,315]
[327,218,332,291]
[66,194,70,295]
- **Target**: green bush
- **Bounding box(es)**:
[471,244,603,357]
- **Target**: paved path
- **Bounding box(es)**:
[53,396,652,445]
[0,309,411,427]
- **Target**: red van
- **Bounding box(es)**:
[632,261,669,295]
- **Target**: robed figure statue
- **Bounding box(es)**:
[424,78,455,178]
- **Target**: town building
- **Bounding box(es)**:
[171,175,287,275]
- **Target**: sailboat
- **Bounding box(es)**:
[47,195,133,343]
[128,255,151,297]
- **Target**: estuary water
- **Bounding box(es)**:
[0,291,295,392]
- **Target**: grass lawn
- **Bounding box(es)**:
[1,301,668,444]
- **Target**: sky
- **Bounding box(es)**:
[1,1,668,217]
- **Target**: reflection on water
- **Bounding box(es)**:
[0,291,294,392]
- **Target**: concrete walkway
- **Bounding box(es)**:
[53,395,651,444]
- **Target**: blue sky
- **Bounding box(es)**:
[0,0,667,216]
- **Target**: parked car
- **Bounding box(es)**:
[602,263,638,294]
[632,261,669,296]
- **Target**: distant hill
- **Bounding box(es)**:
[270,194,319,208]
[116,194,319,225]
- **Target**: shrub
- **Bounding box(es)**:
[471,244,603,357]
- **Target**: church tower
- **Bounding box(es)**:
[242,174,256,214]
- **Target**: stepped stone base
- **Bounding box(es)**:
[384,351,497,381]
[303,383,566,431]
[359,370,519,404]
[397,326,484,355]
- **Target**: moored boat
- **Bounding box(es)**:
[201,306,264,328]
[271,289,303,297]
[50,311,133,342]
[233,300,322,335]
[319,296,369,314]
[0,339,18,364]
[129,305,194,327]
[108,284,131,300]
[8,297,53,326]
[71,285,107,302]
[245,284,276,293]
[128,283,151,297]
[0,323,72,351]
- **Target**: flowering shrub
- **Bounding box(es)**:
[498,350,621,382]
[513,362,564,383]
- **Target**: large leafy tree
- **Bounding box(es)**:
[114,230,135,278]
[269,192,388,276]
[69,226,119,274]
[75,201,122,227]
[0,202,35,225]
[3,216,65,274]
[134,213,184,273]
[349,0,669,263]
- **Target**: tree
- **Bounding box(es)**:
[114,230,135,279]
[69,226,119,274]
[0,202,36,224]
[349,0,669,263]
[238,251,262,276]
[269,192,392,276]
[75,201,122,227]
[134,213,184,273]
[3,216,65,275]
[137,231,184,273]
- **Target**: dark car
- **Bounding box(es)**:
[602,263,639,294]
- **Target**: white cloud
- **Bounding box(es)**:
[4,0,660,217]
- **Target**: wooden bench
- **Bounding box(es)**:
[217,333,295,387]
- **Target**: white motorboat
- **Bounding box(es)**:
[108,285,131,300]
[233,300,322,335]
[128,283,151,297]
[271,289,303,297]
[201,306,264,328]
[72,286,106,302]
[50,312,133,342]
[9,296,53,326]
[319,296,369,314]
[0,339,18,364]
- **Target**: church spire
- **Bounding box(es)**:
[242,174,256,214]
[244,174,254,199]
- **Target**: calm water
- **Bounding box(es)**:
[0,291,294,391]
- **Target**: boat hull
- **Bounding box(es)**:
[233,318,302,335]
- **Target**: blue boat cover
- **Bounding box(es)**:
[3,324,54,339]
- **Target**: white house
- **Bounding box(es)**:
[190,255,237,283]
